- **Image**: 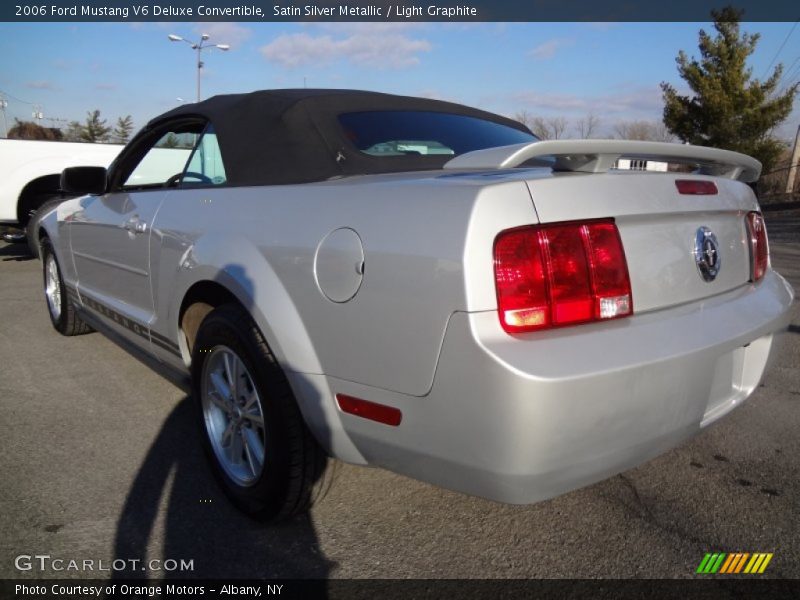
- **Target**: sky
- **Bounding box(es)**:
[0,21,799,141]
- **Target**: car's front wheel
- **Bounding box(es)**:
[41,237,93,336]
[191,304,331,521]
[27,197,69,259]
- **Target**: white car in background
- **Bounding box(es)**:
[0,138,122,248]
[36,89,794,521]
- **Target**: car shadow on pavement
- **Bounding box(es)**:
[0,242,34,262]
[112,397,335,582]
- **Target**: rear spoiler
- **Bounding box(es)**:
[443,140,762,182]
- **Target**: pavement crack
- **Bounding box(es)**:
[617,474,657,524]
[611,474,715,551]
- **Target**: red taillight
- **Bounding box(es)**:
[746,212,769,281]
[493,219,632,333]
[675,180,718,195]
[584,222,634,319]
[336,394,402,427]
[546,225,594,324]
[493,227,550,330]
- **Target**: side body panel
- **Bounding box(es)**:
[148,176,538,399]
[68,191,165,346]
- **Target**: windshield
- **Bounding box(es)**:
[339,111,536,157]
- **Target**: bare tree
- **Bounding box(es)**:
[529,117,551,139]
[546,117,568,140]
[515,112,569,140]
[574,113,601,139]
[7,118,58,140]
[649,121,676,143]
[614,120,675,142]
[614,120,649,140]
[514,110,544,137]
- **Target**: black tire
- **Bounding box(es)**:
[27,197,68,259]
[41,237,93,336]
[191,303,331,521]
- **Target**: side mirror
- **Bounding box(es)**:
[61,166,107,195]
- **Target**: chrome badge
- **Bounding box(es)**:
[694,227,721,282]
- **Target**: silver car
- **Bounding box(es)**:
[37,90,794,521]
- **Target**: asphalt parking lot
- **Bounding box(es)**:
[0,211,798,581]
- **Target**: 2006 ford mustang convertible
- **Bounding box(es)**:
[37,89,793,520]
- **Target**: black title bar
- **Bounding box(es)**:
[2,579,800,600]
[2,1,799,22]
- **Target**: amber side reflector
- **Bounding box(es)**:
[675,180,718,195]
[336,394,402,426]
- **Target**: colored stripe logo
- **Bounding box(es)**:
[696,552,773,574]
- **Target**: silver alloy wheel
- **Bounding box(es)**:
[200,345,266,487]
[45,254,62,321]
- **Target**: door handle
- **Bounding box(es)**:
[123,217,148,234]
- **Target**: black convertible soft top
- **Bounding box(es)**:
[146,89,532,186]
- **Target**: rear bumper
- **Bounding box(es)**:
[330,270,794,504]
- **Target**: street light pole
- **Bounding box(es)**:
[168,33,230,103]
[196,42,202,102]
[0,95,8,138]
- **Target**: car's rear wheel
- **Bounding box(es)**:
[202,345,267,487]
[191,303,331,521]
[41,237,93,336]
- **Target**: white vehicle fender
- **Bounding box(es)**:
[0,146,119,223]
[0,160,62,222]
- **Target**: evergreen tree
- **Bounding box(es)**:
[159,132,180,148]
[112,115,134,144]
[79,110,111,143]
[661,8,798,175]
[62,121,84,142]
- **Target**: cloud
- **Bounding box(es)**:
[53,59,72,70]
[94,83,117,91]
[25,81,57,91]
[584,22,619,32]
[414,89,463,104]
[193,22,253,49]
[260,28,431,69]
[529,38,574,60]
[415,89,446,100]
[504,86,664,119]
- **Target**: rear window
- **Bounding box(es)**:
[339,111,536,157]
